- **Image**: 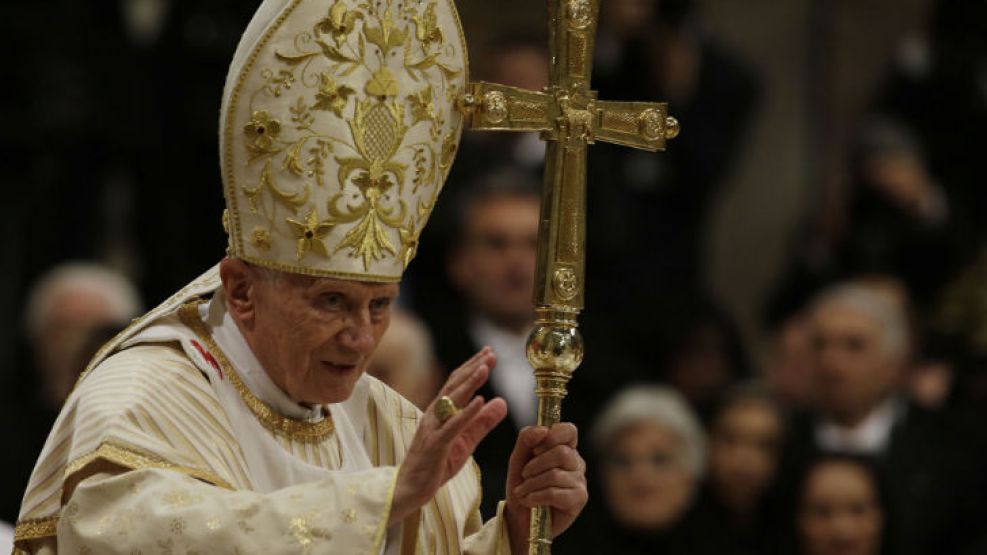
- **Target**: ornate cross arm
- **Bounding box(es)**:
[593,100,680,150]
[460,82,554,133]
[461,82,680,150]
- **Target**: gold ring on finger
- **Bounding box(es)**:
[434,395,460,424]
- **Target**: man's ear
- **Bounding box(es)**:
[219,258,257,328]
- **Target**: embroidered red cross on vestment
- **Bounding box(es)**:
[190,339,224,380]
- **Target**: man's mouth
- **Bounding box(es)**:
[321,361,359,373]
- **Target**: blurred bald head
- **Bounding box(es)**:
[26,262,142,407]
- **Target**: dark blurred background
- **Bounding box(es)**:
[2,0,987,554]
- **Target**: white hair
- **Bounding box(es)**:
[26,262,143,339]
[591,385,707,479]
[810,283,908,359]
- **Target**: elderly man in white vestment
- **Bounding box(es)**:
[13,0,588,552]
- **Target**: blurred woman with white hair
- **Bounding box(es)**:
[558,385,707,553]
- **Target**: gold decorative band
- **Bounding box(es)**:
[64,440,234,491]
[13,516,58,544]
[178,301,336,443]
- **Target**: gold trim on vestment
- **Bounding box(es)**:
[64,440,235,491]
[468,458,483,519]
[178,301,336,444]
[74,265,221,397]
[12,516,58,544]
[373,465,400,554]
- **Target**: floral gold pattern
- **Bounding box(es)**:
[314,73,355,117]
[286,208,335,260]
[251,226,273,251]
[221,0,467,282]
[244,111,283,160]
[317,0,363,46]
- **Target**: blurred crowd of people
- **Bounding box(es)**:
[3,0,987,554]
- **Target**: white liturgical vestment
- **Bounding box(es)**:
[14,265,510,554]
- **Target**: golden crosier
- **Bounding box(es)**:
[221,0,467,281]
[457,0,678,551]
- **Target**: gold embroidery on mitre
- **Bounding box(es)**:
[223,0,467,281]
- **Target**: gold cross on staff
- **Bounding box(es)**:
[458,1,678,553]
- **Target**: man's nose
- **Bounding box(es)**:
[339,314,376,354]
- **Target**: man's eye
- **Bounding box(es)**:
[370,298,392,312]
[321,294,344,308]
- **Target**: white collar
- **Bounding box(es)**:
[816,397,902,455]
[469,314,537,427]
[468,315,530,351]
[204,293,325,422]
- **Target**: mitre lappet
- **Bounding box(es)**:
[222,0,468,280]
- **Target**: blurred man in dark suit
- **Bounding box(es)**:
[781,282,986,555]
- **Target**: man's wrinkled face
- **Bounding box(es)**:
[451,195,539,329]
[799,462,883,555]
[810,305,901,424]
[237,268,397,405]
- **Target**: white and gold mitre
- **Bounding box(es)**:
[220,0,468,282]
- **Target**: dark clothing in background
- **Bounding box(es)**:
[779,404,987,555]
[555,487,784,555]
[686,484,785,555]
[0,0,256,523]
[579,37,759,419]
[586,38,759,296]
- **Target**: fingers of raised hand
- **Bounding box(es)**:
[441,348,495,396]
[459,398,508,448]
[448,363,491,408]
[437,349,496,408]
[428,398,508,485]
[522,444,585,479]
[433,396,485,442]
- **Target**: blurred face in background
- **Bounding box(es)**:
[799,461,883,555]
[34,290,122,407]
[601,422,695,531]
[450,194,539,332]
[367,311,440,410]
[765,315,816,410]
[709,398,782,514]
[810,304,903,426]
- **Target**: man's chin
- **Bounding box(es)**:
[303,369,365,405]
